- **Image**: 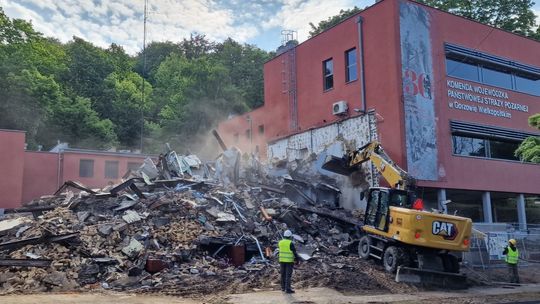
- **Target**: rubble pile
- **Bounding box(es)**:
[0,147,409,297]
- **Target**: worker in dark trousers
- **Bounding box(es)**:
[503,238,520,284]
[279,229,299,293]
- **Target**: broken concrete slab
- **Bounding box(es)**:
[122,210,142,224]
[0,217,32,234]
[122,238,144,258]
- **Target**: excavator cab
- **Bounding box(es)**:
[364,188,414,232]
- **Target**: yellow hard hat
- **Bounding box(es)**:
[508,239,517,246]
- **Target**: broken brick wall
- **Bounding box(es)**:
[267,112,379,210]
[0,130,25,208]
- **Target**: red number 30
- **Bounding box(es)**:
[403,70,430,99]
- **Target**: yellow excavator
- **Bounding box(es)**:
[322,141,472,288]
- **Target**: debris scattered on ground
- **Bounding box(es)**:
[0,144,402,297]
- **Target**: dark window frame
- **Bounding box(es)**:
[445,44,540,97]
[79,159,94,178]
[451,134,521,162]
[258,124,264,135]
[345,48,358,83]
[105,160,119,179]
[323,58,334,91]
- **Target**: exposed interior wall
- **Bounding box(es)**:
[267,113,378,210]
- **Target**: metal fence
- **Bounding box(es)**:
[463,229,540,269]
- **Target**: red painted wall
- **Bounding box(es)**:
[61,152,147,189]
[218,107,270,158]
[414,2,540,194]
[220,0,540,195]
[0,130,25,208]
[219,0,404,160]
[22,152,59,203]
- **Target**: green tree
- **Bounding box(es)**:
[134,41,181,85]
[106,43,135,76]
[213,38,271,108]
[62,37,114,103]
[102,71,153,148]
[178,33,215,60]
[417,0,540,39]
[515,114,540,163]
[154,54,247,148]
[309,7,362,37]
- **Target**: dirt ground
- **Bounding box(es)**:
[1,284,539,304]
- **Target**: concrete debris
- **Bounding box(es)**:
[0,145,386,297]
[122,238,144,258]
[0,218,32,233]
[122,210,142,224]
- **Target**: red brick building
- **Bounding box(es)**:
[0,130,149,208]
[218,0,540,226]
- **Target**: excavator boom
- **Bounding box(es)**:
[322,141,412,190]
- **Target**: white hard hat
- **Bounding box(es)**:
[284,230,292,237]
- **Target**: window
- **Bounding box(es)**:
[445,189,484,222]
[445,43,540,96]
[515,74,540,96]
[127,162,142,172]
[491,192,518,223]
[452,135,521,161]
[446,58,480,82]
[450,121,537,162]
[258,124,264,135]
[452,136,487,157]
[79,159,94,178]
[345,48,357,82]
[323,58,333,90]
[245,129,251,140]
[489,140,519,161]
[105,160,119,179]
[525,195,540,224]
[482,66,512,89]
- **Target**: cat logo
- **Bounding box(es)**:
[432,221,458,240]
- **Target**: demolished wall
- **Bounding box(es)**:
[267,112,379,210]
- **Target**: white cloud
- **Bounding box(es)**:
[2,0,261,54]
[534,9,540,28]
[261,0,374,42]
[1,0,377,54]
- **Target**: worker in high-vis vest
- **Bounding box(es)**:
[503,238,520,284]
[278,229,299,293]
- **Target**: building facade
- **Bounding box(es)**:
[218,0,540,227]
[0,130,150,208]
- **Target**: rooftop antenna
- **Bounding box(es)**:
[140,0,148,153]
[280,29,297,46]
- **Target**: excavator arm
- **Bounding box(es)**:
[322,141,414,190]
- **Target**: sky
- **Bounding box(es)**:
[1,0,540,55]
[0,0,375,54]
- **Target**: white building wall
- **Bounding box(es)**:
[267,112,378,210]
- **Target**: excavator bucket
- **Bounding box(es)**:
[322,155,360,176]
[396,266,468,289]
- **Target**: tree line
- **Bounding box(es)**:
[0,8,271,153]
[1,1,539,161]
